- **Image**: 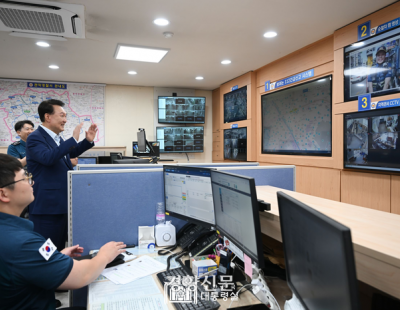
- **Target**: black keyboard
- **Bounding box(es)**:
[178,226,210,250]
[189,233,219,258]
[157,267,220,310]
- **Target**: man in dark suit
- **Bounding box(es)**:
[26,99,97,251]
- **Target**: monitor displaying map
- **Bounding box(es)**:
[224,127,247,161]
[158,96,206,124]
[344,108,400,172]
[156,126,204,153]
[262,76,332,156]
[224,86,247,123]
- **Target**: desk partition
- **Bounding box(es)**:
[77,162,260,171]
[68,164,294,306]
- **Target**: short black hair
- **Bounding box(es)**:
[38,99,65,122]
[14,120,34,132]
[0,154,23,189]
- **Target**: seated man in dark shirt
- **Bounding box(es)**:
[0,154,126,310]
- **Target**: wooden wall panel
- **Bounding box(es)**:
[0,146,7,154]
[333,49,344,105]
[212,88,220,133]
[334,2,400,51]
[341,171,390,212]
[296,166,341,201]
[256,35,334,87]
[391,176,400,215]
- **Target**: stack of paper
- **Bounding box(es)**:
[101,255,167,285]
[89,275,168,310]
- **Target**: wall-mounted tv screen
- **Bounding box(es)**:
[224,127,247,161]
[344,26,400,102]
[344,107,400,172]
[262,76,332,156]
[156,126,204,153]
[158,96,205,124]
[224,86,247,123]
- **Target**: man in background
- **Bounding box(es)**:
[7,120,35,167]
[27,99,97,251]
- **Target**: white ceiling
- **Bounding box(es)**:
[0,0,395,90]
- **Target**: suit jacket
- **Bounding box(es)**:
[26,126,94,215]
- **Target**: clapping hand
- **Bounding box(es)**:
[85,124,98,143]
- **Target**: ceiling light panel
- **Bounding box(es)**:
[115,44,169,63]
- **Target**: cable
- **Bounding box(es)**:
[228,284,255,308]
[166,250,183,271]
[158,244,178,256]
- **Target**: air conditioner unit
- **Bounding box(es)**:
[0,0,85,40]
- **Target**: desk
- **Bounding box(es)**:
[87,248,266,310]
[256,186,400,300]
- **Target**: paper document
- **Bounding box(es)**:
[90,294,167,310]
[89,276,167,310]
[89,275,160,303]
[101,255,167,285]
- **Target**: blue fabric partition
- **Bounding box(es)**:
[77,162,259,171]
[217,166,295,191]
[69,164,294,306]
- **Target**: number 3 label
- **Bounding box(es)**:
[358,21,370,41]
[358,94,371,111]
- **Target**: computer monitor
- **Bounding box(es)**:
[211,170,265,268]
[137,130,147,152]
[163,165,215,228]
[114,158,151,164]
[133,141,160,157]
[277,191,359,310]
[110,152,122,163]
[97,156,112,164]
[77,157,97,165]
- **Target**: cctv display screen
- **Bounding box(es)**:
[344,107,400,172]
[344,26,400,102]
[158,96,206,124]
[224,86,247,123]
[211,170,264,267]
[133,141,160,157]
[262,76,332,156]
[224,128,247,161]
[164,166,215,227]
[156,126,204,153]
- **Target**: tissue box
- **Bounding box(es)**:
[138,226,155,249]
[192,259,217,279]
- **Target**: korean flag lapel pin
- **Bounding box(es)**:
[39,238,57,260]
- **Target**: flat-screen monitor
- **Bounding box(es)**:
[277,191,359,310]
[164,166,215,228]
[110,152,122,164]
[137,130,147,152]
[211,170,264,268]
[98,156,112,164]
[77,157,97,165]
[224,86,247,123]
[262,76,332,156]
[344,26,400,102]
[156,126,204,153]
[133,141,160,157]
[344,107,400,172]
[114,158,151,164]
[224,128,247,161]
[158,96,206,124]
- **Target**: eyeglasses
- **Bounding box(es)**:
[0,171,33,188]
